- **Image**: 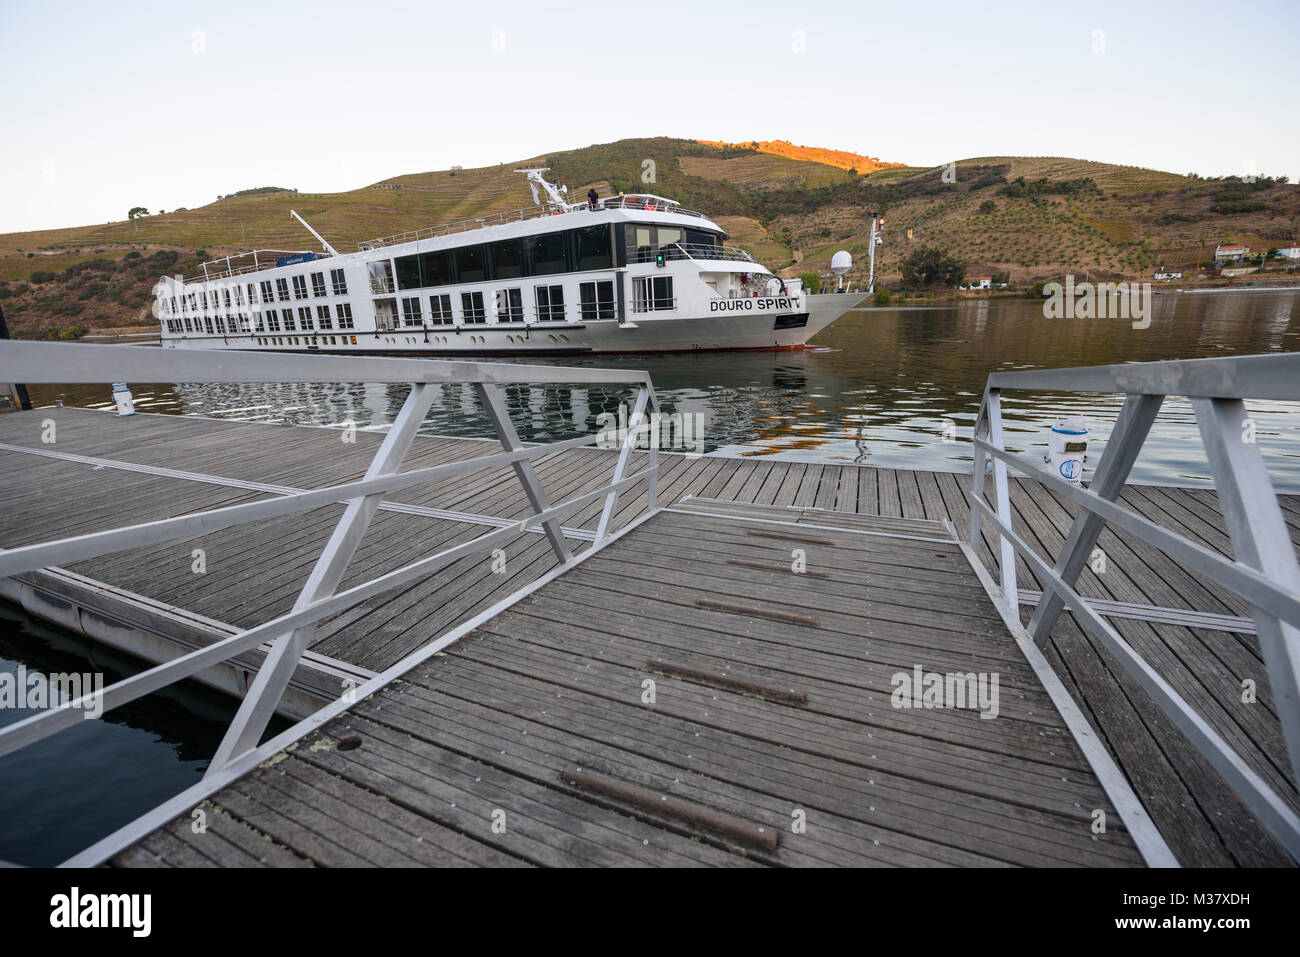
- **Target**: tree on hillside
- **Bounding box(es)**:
[127,207,148,220]
[900,246,967,289]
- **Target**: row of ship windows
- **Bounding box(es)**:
[165,303,355,335]
[255,335,358,347]
[163,268,349,317]
[391,280,621,326]
[165,277,675,335]
[377,223,719,293]
[381,224,615,292]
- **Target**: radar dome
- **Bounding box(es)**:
[831,250,853,276]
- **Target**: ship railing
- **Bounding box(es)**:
[356,199,709,252]
[628,243,759,265]
[0,341,664,865]
[182,250,320,284]
[967,352,1300,862]
[631,296,678,313]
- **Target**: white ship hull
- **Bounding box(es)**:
[161,293,864,356]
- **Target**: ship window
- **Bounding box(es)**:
[579,280,615,321]
[628,224,656,264]
[330,268,349,295]
[402,296,423,326]
[535,285,565,322]
[573,225,612,271]
[685,229,718,251]
[282,308,296,331]
[234,286,245,306]
[429,294,453,325]
[335,303,354,329]
[203,317,214,334]
[490,239,525,280]
[292,276,308,299]
[246,282,258,304]
[632,276,674,312]
[265,309,280,332]
[395,254,422,291]
[455,245,487,284]
[317,305,332,330]
[299,306,314,330]
[253,311,265,332]
[310,272,327,297]
[495,287,523,323]
[261,280,274,302]
[526,232,568,276]
[368,260,395,294]
[461,291,486,323]
[420,250,453,287]
[222,288,233,308]
[276,278,291,301]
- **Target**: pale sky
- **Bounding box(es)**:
[1,0,1296,234]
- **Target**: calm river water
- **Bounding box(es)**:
[3,288,1298,865]
[28,289,1300,488]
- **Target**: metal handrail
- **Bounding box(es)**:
[0,342,662,799]
[184,250,321,283]
[356,198,709,252]
[628,243,758,265]
[631,296,678,313]
[967,351,1300,862]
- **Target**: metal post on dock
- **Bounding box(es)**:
[0,305,32,412]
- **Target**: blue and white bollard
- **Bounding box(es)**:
[112,382,135,417]
[1046,416,1087,485]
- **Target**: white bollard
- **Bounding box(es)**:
[112,382,135,417]
[1045,416,1087,486]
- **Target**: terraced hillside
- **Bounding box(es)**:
[1,138,1296,339]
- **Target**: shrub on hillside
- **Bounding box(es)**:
[899,246,966,288]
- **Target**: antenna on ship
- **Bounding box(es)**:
[515,169,572,211]
[290,209,340,257]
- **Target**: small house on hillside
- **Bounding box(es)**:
[1154,268,1183,280]
[961,276,992,290]
[1214,244,1249,262]
[1277,246,1300,260]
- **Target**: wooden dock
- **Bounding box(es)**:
[2,405,1297,866]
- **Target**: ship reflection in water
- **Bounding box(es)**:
[25,291,1300,491]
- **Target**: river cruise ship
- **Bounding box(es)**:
[154,170,863,355]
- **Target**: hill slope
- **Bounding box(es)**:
[1,139,1296,338]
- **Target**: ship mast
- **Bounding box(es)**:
[515,168,574,211]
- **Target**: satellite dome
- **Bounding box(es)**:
[831,250,852,276]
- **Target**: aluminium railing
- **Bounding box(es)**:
[631,297,678,314]
[967,352,1300,862]
[356,198,710,252]
[0,341,662,800]
[628,243,759,265]
[184,250,319,283]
